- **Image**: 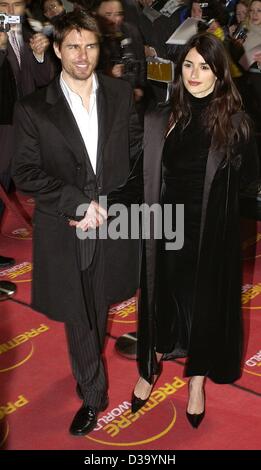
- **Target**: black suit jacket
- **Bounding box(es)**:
[0,24,55,172]
[12,74,143,324]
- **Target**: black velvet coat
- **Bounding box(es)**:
[138,104,259,384]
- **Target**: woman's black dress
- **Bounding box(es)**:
[156,91,212,373]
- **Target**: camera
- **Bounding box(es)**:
[120,37,140,88]
[0,13,20,33]
[199,2,211,21]
[196,2,216,32]
[233,23,248,41]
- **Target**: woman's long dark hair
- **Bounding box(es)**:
[170,33,250,147]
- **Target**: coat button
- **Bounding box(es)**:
[76,165,81,171]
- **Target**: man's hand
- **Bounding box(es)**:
[69,201,108,231]
[0,32,8,50]
[111,63,124,78]
[144,45,157,58]
[29,33,49,60]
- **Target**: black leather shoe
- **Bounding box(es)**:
[69,405,98,436]
[0,255,15,268]
[186,410,205,428]
[69,397,109,436]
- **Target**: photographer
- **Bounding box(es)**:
[229,0,249,37]
[167,1,229,64]
[0,0,55,262]
[240,0,261,152]
[94,0,146,113]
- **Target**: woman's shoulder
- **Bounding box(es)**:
[231,110,248,126]
[145,102,171,128]
[230,110,252,141]
[144,103,172,149]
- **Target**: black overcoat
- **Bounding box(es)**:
[12,74,143,324]
[138,104,259,384]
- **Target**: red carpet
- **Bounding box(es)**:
[0,193,260,450]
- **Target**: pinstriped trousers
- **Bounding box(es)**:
[65,241,109,409]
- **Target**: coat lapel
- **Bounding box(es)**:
[96,83,106,180]
[144,104,171,206]
[199,143,227,253]
[95,75,119,181]
[45,79,95,175]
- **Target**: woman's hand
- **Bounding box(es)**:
[253,51,261,68]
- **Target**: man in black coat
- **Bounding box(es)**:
[0,0,54,267]
[12,10,143,436]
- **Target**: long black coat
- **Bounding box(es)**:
[12,74,143,324]
[138,104,259,384]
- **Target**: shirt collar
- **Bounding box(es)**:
[60,72,98,108]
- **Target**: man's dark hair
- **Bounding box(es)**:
[53,10,101,48]
[41,0,64,7]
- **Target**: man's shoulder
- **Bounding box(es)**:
[18,87,46,107]
[97,73,132,97]
[17,79,58,110]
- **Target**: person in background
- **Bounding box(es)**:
[0,0,54,269]
[94,0,146,111]
[42,0,65,21]
[229,0,249,36]
[242,0,261,114]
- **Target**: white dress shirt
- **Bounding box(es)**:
[7,25,23,66]
[60,73,99,174]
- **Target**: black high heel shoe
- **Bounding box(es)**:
[186,383,205,429]
[131,388,151,414]
[186,409,205,428]
[131,363,162,414]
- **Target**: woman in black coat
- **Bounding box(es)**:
[132,32,259,428]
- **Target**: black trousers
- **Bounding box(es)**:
[65,241,109,409]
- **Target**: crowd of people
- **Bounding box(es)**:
[0,0,260,436]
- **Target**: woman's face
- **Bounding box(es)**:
[182,47,217,98]
[249,1,261,26]
[43,0,64,19]
[191,2,203,19]
[236,3,248,23]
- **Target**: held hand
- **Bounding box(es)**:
[134,88,144,102]
[29,33,49,59]
[69,201,108,232]
[0,32,8,50]
[111,63,124,78]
